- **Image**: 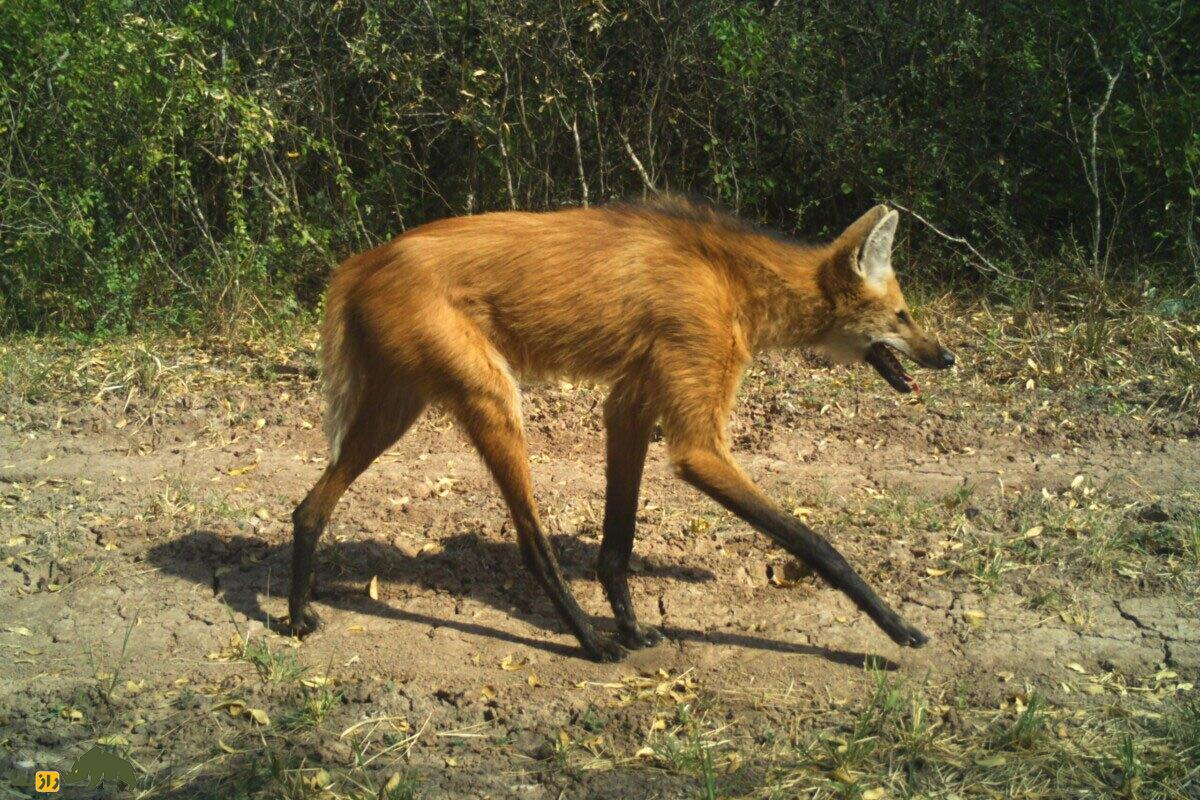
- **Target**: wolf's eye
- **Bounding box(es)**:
[897,310,912,324]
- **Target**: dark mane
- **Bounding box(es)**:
[604,194,812,249]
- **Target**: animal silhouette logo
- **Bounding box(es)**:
[63,746,137,788]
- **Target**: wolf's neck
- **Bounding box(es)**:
[737,240,835,353]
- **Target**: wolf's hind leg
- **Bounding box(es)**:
[289,382,426,637]
[429,318,626,662]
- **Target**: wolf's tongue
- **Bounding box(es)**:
[865,342,914,394]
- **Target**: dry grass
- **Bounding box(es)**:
[2,279,1198,799]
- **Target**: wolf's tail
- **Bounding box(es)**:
[319,280,362,464]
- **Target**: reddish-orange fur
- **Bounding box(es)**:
[289,197,953,660]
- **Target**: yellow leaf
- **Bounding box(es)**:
[832,766,855,783]
[925,567,949,577]
[210,699,245,717]
[770,560,810,587]
[526,673,542,688]
[963,610,986,627]
[6,626,33,636]
[862,789,887,800]
[96,734,128,747]
[218,738,242,754]
[1023,526,1043,539]
[306,768,332,789]
[367,575,379,600]
[247,708,270,725]
[634,746,656,758]
[228,462,259,476]
[480,684,497,700]
[500,654,527,671]
[1066,662,1087,674]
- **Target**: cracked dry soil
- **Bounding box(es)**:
[1,348,1198,797]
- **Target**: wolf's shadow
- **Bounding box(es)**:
[147,527,896,670]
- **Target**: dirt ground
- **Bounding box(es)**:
[1,340,1197,798]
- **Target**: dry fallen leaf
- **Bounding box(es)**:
[228,462,259,476]
[210,699,245,717]
[247,708,270,725]
[305,768,332,790]
[769,560,811,587]
[1023,525,1043,539]
[963,610,987,627]
[500,654,528,671]
[367,575,379,601]
[925,567,949,577]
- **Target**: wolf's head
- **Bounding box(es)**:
[814,205,956,393]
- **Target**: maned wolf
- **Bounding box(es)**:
[289,198,956,661]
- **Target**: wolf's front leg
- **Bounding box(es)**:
[597,386,663,649]
[670,444,927,648]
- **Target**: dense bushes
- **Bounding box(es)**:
[1,0,1196,332]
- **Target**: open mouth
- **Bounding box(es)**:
[865,342,919,394]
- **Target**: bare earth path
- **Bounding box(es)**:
[1,344,1197,798]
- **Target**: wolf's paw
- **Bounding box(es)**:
[888,621,929,648]
[617,624,664,650]
[585,634,629,663]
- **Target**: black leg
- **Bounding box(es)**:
[597,388,663,649]
[672,445,927,648]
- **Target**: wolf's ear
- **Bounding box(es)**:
[855,209,898,290]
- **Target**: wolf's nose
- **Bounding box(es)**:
[940,349,956,369]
